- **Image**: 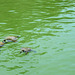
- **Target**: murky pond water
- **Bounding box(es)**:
[0,0,75,75]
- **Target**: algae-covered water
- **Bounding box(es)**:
[0,0,75,75]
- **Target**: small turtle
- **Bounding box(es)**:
[0,40,6,48]
[20,47,36,55]
[5,36,20,42]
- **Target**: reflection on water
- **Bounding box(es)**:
[0,0,75,75]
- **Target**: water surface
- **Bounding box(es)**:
[0,0,75,75]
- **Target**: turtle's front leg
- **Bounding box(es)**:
[20,51,22,53]
[25,51,28,55]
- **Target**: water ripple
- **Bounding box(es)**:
[8,66,22,71]
[0,0,75,75]
[0,22,7,24]
[8,10,18,13]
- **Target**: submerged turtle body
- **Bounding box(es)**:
[20,47,36,55]
[20,47,32,55]
[5,36,19,42]
[21,47,31,52]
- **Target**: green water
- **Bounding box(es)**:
[0,0,75,75]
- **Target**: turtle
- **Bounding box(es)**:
[5,36,20,42]
[20,47,36,55]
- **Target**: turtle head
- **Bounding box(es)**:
[2,40,7,44]
[20,50,25,53]
[22,50,25,52]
